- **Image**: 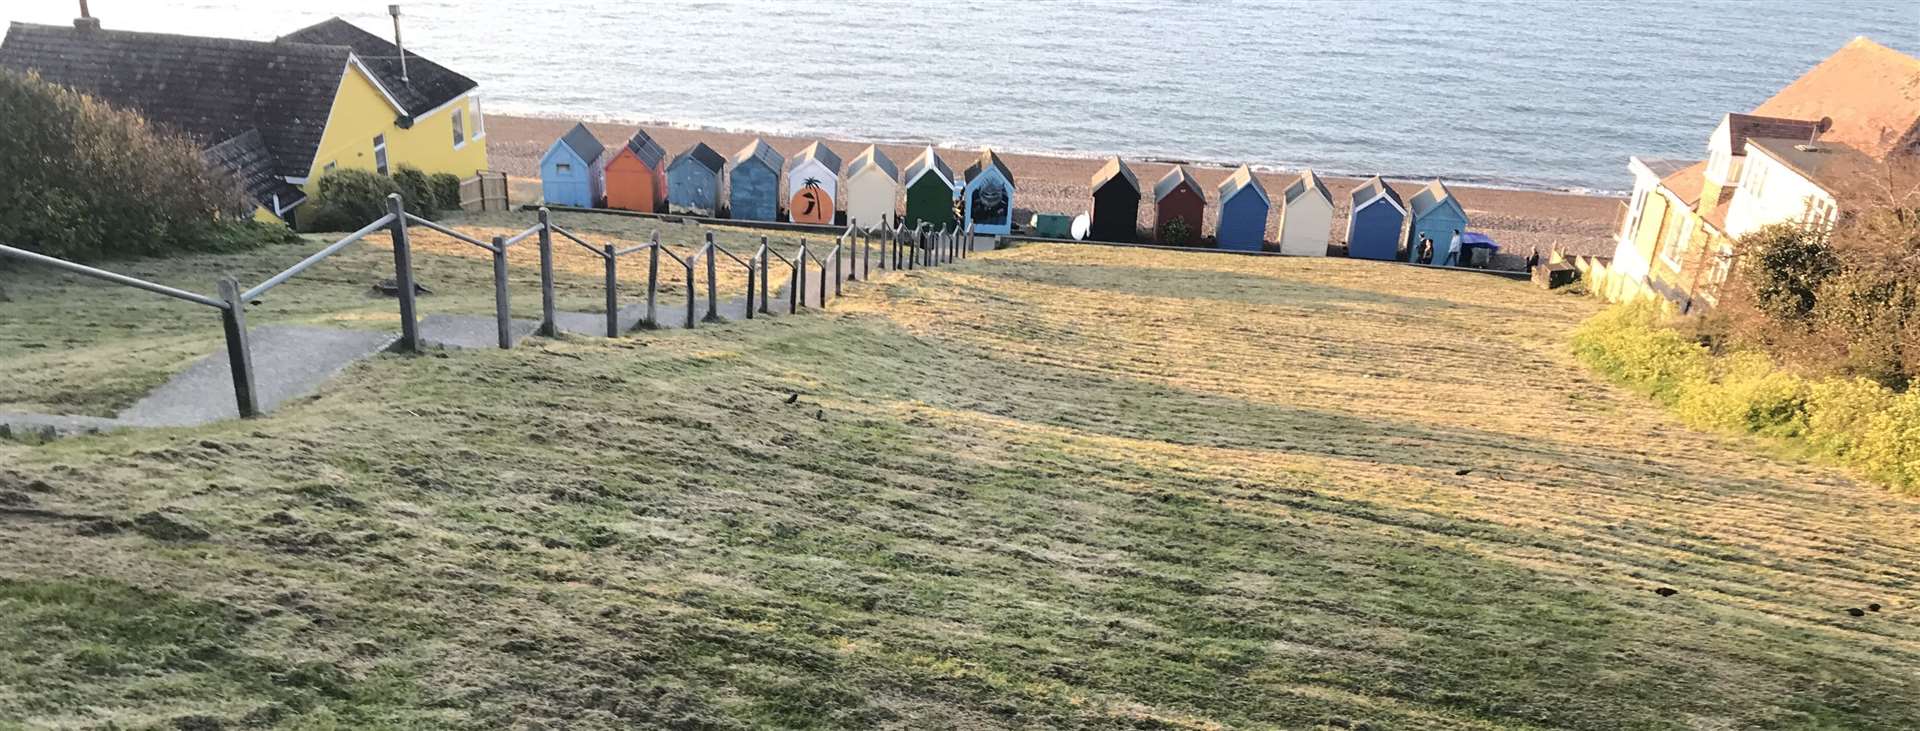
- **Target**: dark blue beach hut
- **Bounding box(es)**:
[726,139,783,222]
[1405,181,1470,265]
[1344,176,1406,261]
[540,122,606,208]
[963,149,1017,235]
[666,142,725,217]
[1215,165,1269,251]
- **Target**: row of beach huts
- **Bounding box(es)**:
[540,122,1475,260]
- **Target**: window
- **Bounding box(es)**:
[555,162,572,175]
[1748,161,1769,198]
[452,109,466,148]
[471,96,485,139]
[373,134,388,175]
[1663,218,1696,271]
[323,161,337,173]
[1656,203,1689,269]
[1803,196,1837,231]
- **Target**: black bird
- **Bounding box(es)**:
[1847,607,1866,617]
[785,393,799,405]
[1653,587,1677,597]
[1869,603,1882,612]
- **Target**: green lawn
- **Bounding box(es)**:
[2,241,1916,729]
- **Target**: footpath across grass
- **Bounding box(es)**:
[3,244,1918,729]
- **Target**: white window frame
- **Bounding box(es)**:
[452,108,467,149]
[373,134,389,176]
[471,95,486,140]
[1662,217,1696,272]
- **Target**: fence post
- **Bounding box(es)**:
[683,251,697,329]
[216,278,260,419]
[862,227,871,279]
[846,220,858,282]
[646,232,660,327]
[386,194,420,353]
[537,208,557,336]
[603,244,619,338]
[491,235,511,349]
[759,236,772,315]
[834,246,843,296]
[819,248,830,303]
[793,242,806,313]
[704,233,720,322]
[745,254,756,320]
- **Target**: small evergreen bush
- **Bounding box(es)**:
[300,169,401,233]
[429,172,463,211]
[392,165,436,216]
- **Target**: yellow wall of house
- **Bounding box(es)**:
[301,64,489,199]
[251,205,284,225]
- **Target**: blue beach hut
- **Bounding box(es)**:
[665,142,725,217]
[726,138,784,222]
[540,122,607,208]
[1215,165,1269,251]
[1405,181,1470,265]
[962,149,1016,235]
[1344,176,1406,261]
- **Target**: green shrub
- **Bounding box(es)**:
[300,169,400,233]
[1739,222,1837,322]
[1575,302,1918,494]
[0,69,286,260]
[430,172,463,211]
[392,164,436,216]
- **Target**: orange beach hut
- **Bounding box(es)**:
[604,130,668,213]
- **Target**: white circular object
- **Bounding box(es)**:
[1071,213,1091,240]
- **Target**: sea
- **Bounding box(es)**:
[7,0,1917,194]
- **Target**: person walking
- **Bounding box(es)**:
[1443,229,1463,267]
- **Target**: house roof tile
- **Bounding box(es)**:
[1752,36,1920,160]
[278,17,474,118]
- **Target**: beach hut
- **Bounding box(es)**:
[963,149,1017,235]
[1345,176,1406,261]
[539,122,607,208]
[1405,181,1470,265]
[844,145,901,227]
[1088,156,1141,242]
[901,147,957,230]
[726,138,783,222]
[785,142,843,225]
[1215,165,1270,252]
[1152,166,1205,245]
[665,142,726,217]
[603,130,668,213]
[1277,169,1333,256]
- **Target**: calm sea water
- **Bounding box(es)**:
[10,0,1916,193]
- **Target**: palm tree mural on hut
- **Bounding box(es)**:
[785,142,842,225]
[963,148,1017,235]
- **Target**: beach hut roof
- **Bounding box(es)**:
[1283,169,1332,206]
[670,142,726,175]
[903,146,955,188]
[1090,156,1140,193]
[1349,175,1404,211]
[965,148,1016,187]
[1153,165,1202,202]
[1217,165,1268,205]
[730,138,784,173]
[789,141,843,174]
[620,130,667,169]
[845,145,899,181]
[1407,180,1462,218]
[556,122,605,164]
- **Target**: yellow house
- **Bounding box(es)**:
[1602,37,1920,312]
[0,13,489,227]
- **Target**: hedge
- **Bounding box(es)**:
[1574,302,1919,494]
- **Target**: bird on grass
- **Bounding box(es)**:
[1653,587,1677,598]
[784,393,799,405]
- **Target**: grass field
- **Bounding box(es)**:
[3,242,1918,729]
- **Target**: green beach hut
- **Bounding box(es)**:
[901,146,957,230]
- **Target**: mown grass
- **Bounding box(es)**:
[2,244,1918,729]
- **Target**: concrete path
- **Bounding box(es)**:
[0,234,996,436]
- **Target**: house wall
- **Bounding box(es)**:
[964,172,1014,235]
[1724,148,1834,239]
[845,171,899,228]
[1090,183,1139,242]
[1276,195,1330,256]
[1346,203,1404,261]
[728,163,779,222]
[905,176,956,230]
[1155,186,1205,244]
[1216,193,1268,251]
[667,162,721,216]
[604,150,665,213]
[303,64,489,200]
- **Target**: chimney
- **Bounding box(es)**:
[74,0,101,31]
[389,4,409,84]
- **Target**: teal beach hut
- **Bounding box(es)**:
[540,122,606,208]
[962,149,1016,235]
[1405,181,1469,265]
[1214,165,1269,251]
[665,142,725,217]
[1344,176,1406,261]
[726,139,783,222]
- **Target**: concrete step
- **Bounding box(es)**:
[117,325,400,428]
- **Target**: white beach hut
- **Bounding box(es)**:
[843,145,901,228]
[1277,169,1334,256]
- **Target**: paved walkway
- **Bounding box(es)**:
[1,234,994,437]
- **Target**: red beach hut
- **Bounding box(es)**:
[1153,166,1206,244]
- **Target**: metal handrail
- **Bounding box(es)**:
[242,212,397,301]
[404,212,496,252]
[0,244,229,309]
[498,224,543,250]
